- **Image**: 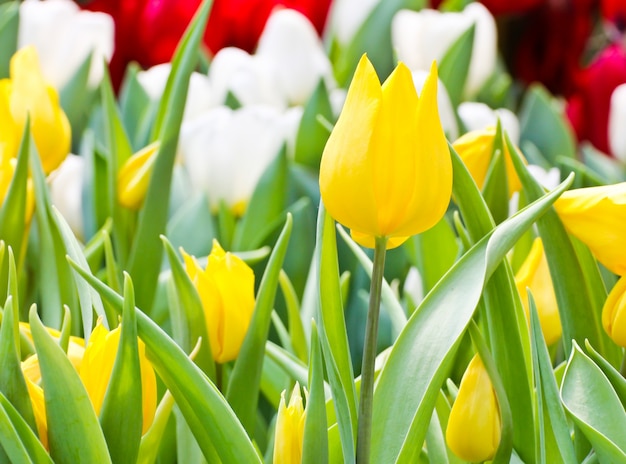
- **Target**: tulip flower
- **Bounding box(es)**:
[553,183,626,275]
[410,70,458,140]
[18,0,114,89]
[273,382,306,464]
[514,238,562,346]
[391,3,497,97]
[452,126,523,198]
[326,0,380,46]
[478,0,542,15]
[24,375,47,449]
[446,354,501,462]
[79,320,157,434]
[49,154,85,239]
[0,47,71,174]
[608,83,626,162]
[602,274,626,347]
[118,142,160,210]
[319,55,452,250]
[180,105,301,216]
[457,102,520,145]
[183,240,256,363]
[602,0,626,35]
[566,44,626,156]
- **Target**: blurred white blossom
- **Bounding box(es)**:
[403,267,424,308]
[49,154,84,239]
[327,0,381,45]
[18,0,114,89]
[458,102,520,144]
[392,3,496,97]
[609,83,626,162]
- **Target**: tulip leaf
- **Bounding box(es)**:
[119,63,156,152]
[316,205,357,463]
[0,391,52,464]
[166,193,216,257]
[561,342,626,462]
[519,84,577,164]
[232,146,288,251]
[482,122,510,224]
[507,134,621,364]
[278,270,308,362]
[226,214,293,434]
[29,307,112,463]
[100,274,143,464]
[303,321,329,464]
[583,340,626,411]
[60,53,95,150]
[127,0,212,314]
[333,0,425,86]
[294,79,335,169]
[0,2,18,79]
[369,172,573,462]
[265,342,309,397]
[438,23,475,106]
[528,292,577,464]
[66,257,262,463]
[161,235,215,379]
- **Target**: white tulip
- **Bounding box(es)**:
[256,9,335,106]
[392,3,496,97]
[137,63,214,123]
[609,83,626,162]
[527,165,561,190]
[327,0,381,45]
[18,0,114,89]
[403,267,424,307]
[179,105,302,214]
[411,70,458,140]
[209,47,285,109]
[458,102,520,144]
[49,154,85,239]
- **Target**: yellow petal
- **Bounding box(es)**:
[118,141,160,210]
[446,355,501,462]
[602,274,626,348]
[273,383,306,464]
[25,376,48,449]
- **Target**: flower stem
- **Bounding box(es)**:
[357,236,387,464]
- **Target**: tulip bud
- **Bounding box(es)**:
[514,238,562,345]
[319,55,452,249]
[117,142,160,210]
[602,274,626,347]
[49,154,85,239]
[609,83,626,163]
[273,382,306,464]
[554,183,626,275]
[79,320,157,434]
[391,3,497,97]
[411,70,458,140]
[18,0,114,89]
[446,354,501,462]
[183,240,256,363]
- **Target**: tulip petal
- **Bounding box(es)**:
[602,275,626,347]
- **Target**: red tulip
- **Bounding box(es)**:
[79,0,332,87]
[429,0,542,15]
[566,44,626,156]
[602,0,626,31]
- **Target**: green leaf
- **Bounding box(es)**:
[166,193,216,257]
[519,85,577,164]
[369,173,573,462]
[226,214,293,434]
[278,270,308,362]
[119,63,156,152]
[584,341,626,410]
[99,274,142,464]
[302,321,329,464]
[0,2,18,79]
[29,307,111,463]
[561,342,626,462]
[67,259,262,463]
[60,53,95,150]
[438,24,475,105]
[127,0,213,313]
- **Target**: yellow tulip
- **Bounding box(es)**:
[319,55,452,250]
[273,382,306,464]
[514,238,562,345]
[602,274,626,347]
[79,320,157,434]
[183,239,256,363]
[118,141,160,210]
[553,182,626,275]
[24,375,47,449]
[446,354,501,462]
[452,126,523,197]
[0,46,70,173]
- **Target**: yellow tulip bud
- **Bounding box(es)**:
[602,274,626,347]
[319,55,452,250]
[514,238,562,345]
[273,383,306,464]
[183,239,256,363]
[118,141,160,210]
[0,47,70,173]
[554,183,626,275]
[446,354,501,462]
[79,320,157,434]
[24,375,48,449]
[452,126,523,197]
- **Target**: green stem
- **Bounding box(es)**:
[356,236,387,464]
[620,352,626,378]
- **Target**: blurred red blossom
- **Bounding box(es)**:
[80,0,332,86]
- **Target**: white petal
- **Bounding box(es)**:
[527,165,561,190]
[463,3,497,97]
[329,88,347,118]
[256,9,335,106]
[403,267,424,307]
[49,154,84,239]
[458,102,520,144]
[412,70,458,140]
[609,83,626,162]
[328,0,380,45]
